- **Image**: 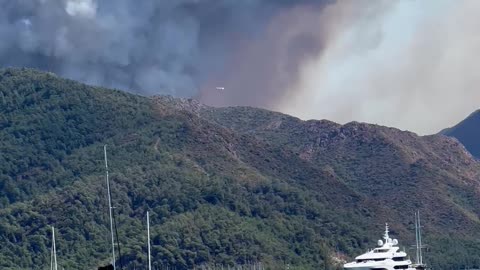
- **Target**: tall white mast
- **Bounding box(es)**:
[50,230,53,270]
[104,145,116,270]
[417,211,423,265]
[414,211,424,265]
[147,211,152,270]
[51,226,58,270]
[414,212,419,265]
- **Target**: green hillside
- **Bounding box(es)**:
[1,68,480,269]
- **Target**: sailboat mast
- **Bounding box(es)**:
[50,232,53,270]
[147,211,152,270]
[104,145,116,270]
[52,226,58,270]
[415,212,420,265]
[417,211,423,265]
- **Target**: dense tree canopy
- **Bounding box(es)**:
[0,68,480,269]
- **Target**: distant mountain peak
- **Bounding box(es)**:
[441,109,480,159]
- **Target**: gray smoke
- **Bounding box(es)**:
[198,3,331,108]
[280,0,480,135]
[0,0,332,98]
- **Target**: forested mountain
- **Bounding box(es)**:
[441,110,480,159]
[1,68,480,269]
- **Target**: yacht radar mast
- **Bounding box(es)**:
[384,223,390,242]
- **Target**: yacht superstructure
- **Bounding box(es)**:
[344,224,415,270]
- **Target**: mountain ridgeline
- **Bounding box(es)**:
[441,110,480,159]
[1,68,480,269]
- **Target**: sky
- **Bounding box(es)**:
[277,0,480,135]
[1,0,479,135]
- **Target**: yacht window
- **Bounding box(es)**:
[394,265,409,269]
[393,257,406,261]
[356,258,386,263]
[374,249,389,253]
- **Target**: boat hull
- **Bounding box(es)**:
[344,261,415,270]
[344,266,416,270]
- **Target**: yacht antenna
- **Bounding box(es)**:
[105,145,116,270]
[383,223,390,241]
[147,211,152,270]
[51,226,58,270]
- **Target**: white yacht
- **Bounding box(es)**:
[344,224,416,270]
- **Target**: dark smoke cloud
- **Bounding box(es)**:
[0,0,332,98]
[198,4,331,108]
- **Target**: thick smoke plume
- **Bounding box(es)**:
[0,0,331,98]
[3,0,479,134]
[280,0,480,135]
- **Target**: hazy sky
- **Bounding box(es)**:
[200,0,480,135]
[277,0,480,135]
[1,0,479,135]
